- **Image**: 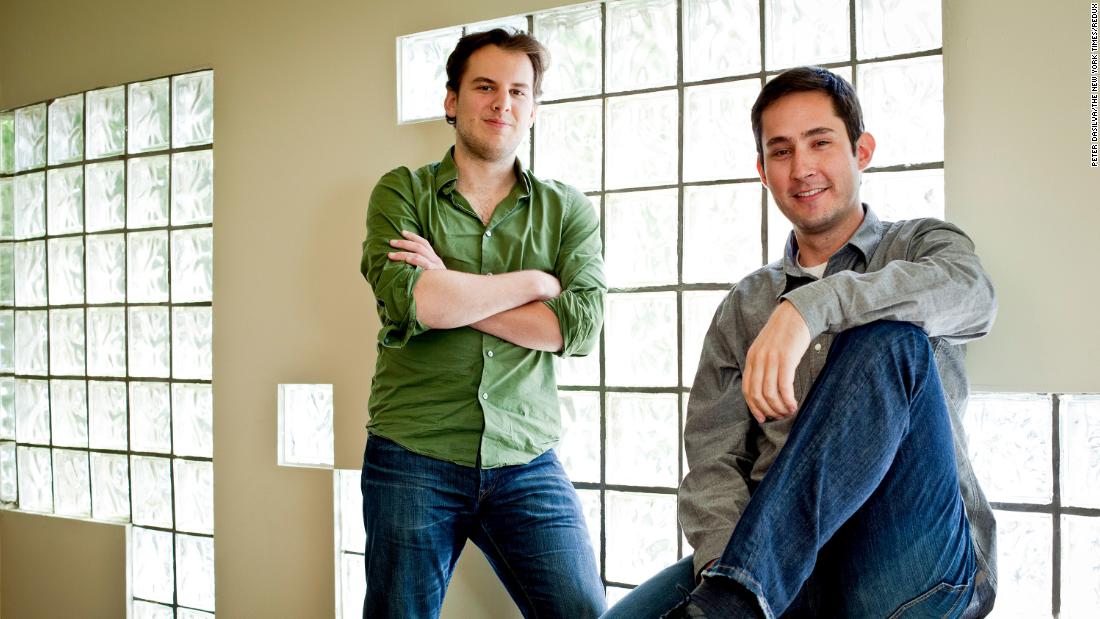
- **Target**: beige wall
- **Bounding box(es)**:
[0,0,1096,616]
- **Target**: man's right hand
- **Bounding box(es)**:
[387,230,447,270]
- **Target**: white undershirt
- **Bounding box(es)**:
[796,252,828,279]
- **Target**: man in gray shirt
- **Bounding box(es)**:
[603,67,997,618]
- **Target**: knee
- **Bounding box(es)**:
[833,321,932,363]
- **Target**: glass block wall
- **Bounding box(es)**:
[0,70,215,618]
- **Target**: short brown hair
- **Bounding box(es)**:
[444,28,549,125]
[751,66,864,156]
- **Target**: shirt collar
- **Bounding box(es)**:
[435,146,532,199]
[778,204,882,296]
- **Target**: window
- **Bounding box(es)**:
[0,70,215,618]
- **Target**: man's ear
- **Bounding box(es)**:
[444,89,457,119]
[756,155,769,189]
[855,131,876,171]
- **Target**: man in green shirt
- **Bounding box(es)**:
[360,28,606,618]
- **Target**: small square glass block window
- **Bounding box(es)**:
[0,112,14,174]
[49,308,86,376]
[46,165,84,235]
[963,393,1052,504]
[172,150,214,225]
[682,291,729,386]
[604,189,677,288]
[0,178,13,239]
[605,0,677,92]
[173,306,212,380]
[856,0,941,60]
[47,94,84,166]
[131,454,173,528]
[683,0,760,82]
[173,383,213,458]
[128,306,170,378]
[130,526,175,604]
[176,533,216,611]
[533,4,602,100]
[90,451,130,522]
[278,383,334,468]
[86,234,127,305]
[555,341,600,387]
[606,392,679,487]
[127,156,170,229]
[128,230,169,303]
[605,292,677,387]
[765,0,849,70]
[88,381,128,450]
[860,169,945,222]
[17,445,53,512]
[858,56,944,167]
[0,441,17,503]
[49,379,88,448]
[15,241,47,307]
[14,171,45,240]
[131,601,174,619]
[557,391,600,483]
[174,458,214,534]
[14,310,48,376]
[53,448,91,518]
[605,491,678,585]
[336,469,366,553]
[1061,514,1100,616]
[606,90,678,190]
[14,103,46,172]
[993,510,1052,618]
[171,228,213,303]
[683,79,761,182]
[128,78,170,154]
[1060,395,1100,509]
[338,552,366,619]
[86,86,126,160]
[15,378,50,445]
[0,377,13,439]
[398,27,462,123]
[85,161,126,232]
[683,183,763,285]
[173,71,214,148]
[534,100,602,193]
[87,307,127,377]
[130,381,172,454]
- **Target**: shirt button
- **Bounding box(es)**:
[814,343,822,352]
[481,393,489,400]
[486,272,493,276]
[485,230,493,237]
[486,350,494,358]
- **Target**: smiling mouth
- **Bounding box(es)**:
[793,188,827,198]
[484,119,512,128]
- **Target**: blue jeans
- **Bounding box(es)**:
[361,435,605,618]
[606,322,991,618]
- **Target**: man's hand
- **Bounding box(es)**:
[387,230,446,270]
[742,301,811,424]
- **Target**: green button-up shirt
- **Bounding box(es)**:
[361,148,606,468]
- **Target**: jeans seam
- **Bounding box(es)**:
[887,580,970,619]
[478,521,540,618]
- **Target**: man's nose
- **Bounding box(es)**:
[790,149,816,180]
[492,91,511,112]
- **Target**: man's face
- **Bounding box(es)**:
[756,90,874,237]
[444,45,537,164]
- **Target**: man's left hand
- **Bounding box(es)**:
[387,230,446,270]
[742,301,811,424]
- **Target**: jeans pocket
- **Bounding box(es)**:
[888,579,972,619]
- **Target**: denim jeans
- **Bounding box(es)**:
[605,322,992,619]
[361,435,605,618]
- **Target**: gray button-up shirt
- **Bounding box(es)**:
[679,206,998,592]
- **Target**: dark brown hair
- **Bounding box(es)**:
[751,66,864,156]
[444,28,549,125]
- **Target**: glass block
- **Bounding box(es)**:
[607,392,679,487]
[86,233,126,304]
[15,240,47,306]
[53,448,91,518]
[606,0,677,91]
[128,230,169,302]
[0,112,13,174]
[87,307,127,377]
[127,156,170,228]
[17,445,53,512]
[0,311,12,373]
[45,166,84,235]
[683,291,729,386]
[605,292,677,387]
[0,178,13,239]
[1061,395,1100,509]
[606,91,678,190]
[173,307,212,380]
[90,451,130,521]
[767,194,792,263]
[533,100,602,193]
[48,94,84,165]
[765,0,849,69]
[173,71,214,148]
[558,391,600,483]
[963,393,1052,504]
[339,552,366,619]
[173,383,213,458]
[85,161,126,231]
[858,56,943,167]
[86,86,126,159]
[555,345,600,387]
[49,308,86,375]
[0,441,16,502]
[606,491,678,584]
[860,169,945,222]
[171,228,213,302]
[131,526,175,603]
[1062,515,1100,617]
[174,458,214,534]
[15,379,50,444]
[176,533,216,611]
[533,4,602,99]
[0,377,13,439]
[49,238,86,306]
[178,609,215,619]
[131,455,173,528]
[684,184,763,284]
[604,189,677,287]
[49,379,87,448]
[857,0,941,59]
[14,171,45,239]
[15,310,48,376]
[88,381,128,450]
[129,79,171,154]
[684,80,760,182]
[993,510,1052,617]
[129,306,170,378]
[130,382,172,454]
[683,0,761,81]
[278,383,334,467]
[337,469,365,552]
[577,488,601,567]
[131,601,174,619]
[0,244,12,305]
[607,586,633,606]
[398,27,462,123]
[14,103,46,172]
[172,150,214,225]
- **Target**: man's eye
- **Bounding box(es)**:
[771,149,790,158]
[477,85,493,92]
[815,140,830,147]
[511,89,527,97]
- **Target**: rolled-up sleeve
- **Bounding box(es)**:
[361,169,429,348]
[543,189,606,357]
